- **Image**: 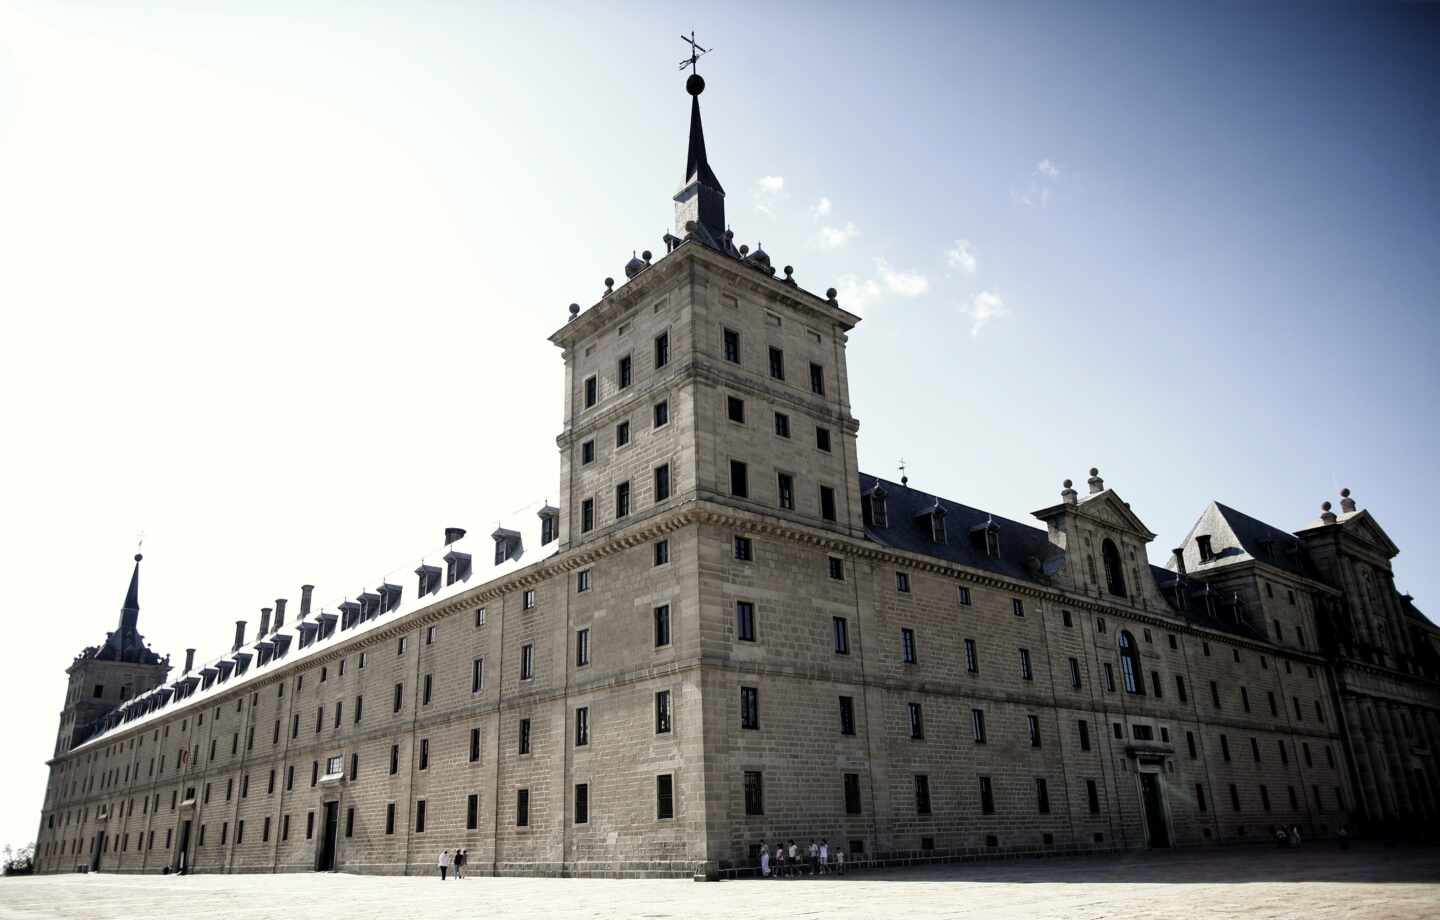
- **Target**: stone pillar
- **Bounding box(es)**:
[1344,696,1386,823]
[1376,702,1417,819]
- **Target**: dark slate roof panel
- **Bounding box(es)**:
[1213,502,1316,579]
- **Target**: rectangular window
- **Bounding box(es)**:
[724,328,740,363]
[914,774,932,815]
[656,774,675,819]
[958,585,972,606]
[577,569,591,593]
[654,331,669,369]
[1175,675,1188,702]
[581,439,595,465]
[777,472,795,510]
[653,538,670,566]
[653,605,671,647]
[1104,663,1116,692]
[519,719,531,755]
[571,783,590,825]
[844,773,862,815]
[964,638,978,674]
[1028,714,1041,747]
[422,674,433,706]
[615,420,630,447]
[575,629,590,667]
[581,498,595,533]
[908,702,925,739]
[727,395,746,424]
[828,556,845,581]
[1078,719,1091,751]
[768,346,785,380]
[615,481,631,518]
[736,601,756,641]
[809,362,825,395]
[654,464,671,502]
[575,707,589,747]
[1211,680,1221,708]
[516,789,529,827]
[655,690,672,734]
[734,535,753,561]
[740,686,760,730]
[1220,734,1231,762]
[1012,598,1025,617]
[1069,657,1082,689]
[470,727,482,763]
[744,771,764,816]
[896,571,910,593]
[833,616,850,654]
[465,793,479,831]
[1036,777,1051,814]
[819,485,836,521]
[815,425,833,452]
[472,657,485,692]
[971,708,987,744]
[1019,648,1034,680]
[979,775,995,814]
[520,643,534,680]
[730,460,748,498]
[839,696,856,736]
[1241,685,1250,712]
[583,376,597,409]
[774,411,790,438]
[419,738,430,770]
[618,354,632,389]
[1062,609,1073,627]
[901,627,917,664]
[1187,731,1197,759]
[653,399,669,427]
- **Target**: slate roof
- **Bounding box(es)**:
[1212,502,1317,579]
[1148,564,1268,641]
[858,474,1061,584]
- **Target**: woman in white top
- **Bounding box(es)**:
[760,841,771,878]
[437,849,451,880]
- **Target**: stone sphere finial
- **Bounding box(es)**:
[784,265,794,278]
[641,250,652,263]
[134,553,143,562]
[826,287,838,300]
[568,303,580,317]
[1063,479,1073,489]
[604,277,614,290]
[686,73,705,96]
[1322,501,1332,512]
[1089,467,1099,477]
[1340,487,1351,498]
[739,244,749,256]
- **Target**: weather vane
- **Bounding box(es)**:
[679,31,710,73]
[898,458,908,487]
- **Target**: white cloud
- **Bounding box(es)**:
[815,221,860,249]
[834,273,882,317]
[963,290,1011,337]
[753,175,786,216]
[810,196,832,218]
[946,239,978,275]
[875,258,928,296]
[1036,158,1060,179]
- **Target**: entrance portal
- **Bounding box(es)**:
[1140,772,1171,848]
[176,820,192,873]
[317,801,339,871]
[90,832,103,872]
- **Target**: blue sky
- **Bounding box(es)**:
[0,1,1436,848]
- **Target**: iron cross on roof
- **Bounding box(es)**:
[679,31,710,73]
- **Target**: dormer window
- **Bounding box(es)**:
[539,506,559,545]
[358,592,381,622]
[445,551,473,586]
[377,582,402,614]
[1197,535,1214,562]
[317,612,337,640]
[416,564,442,597]
[492,528,522,565]
[917,501,947,544]
[866,485,889,528]
[339,601,361,631]
[970,519,1000,558]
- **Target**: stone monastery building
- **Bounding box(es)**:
[33,66,1440,879]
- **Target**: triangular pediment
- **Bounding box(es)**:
[1339,509,1400,559]
[1075,490,1157,541]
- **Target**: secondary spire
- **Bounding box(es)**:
[673,31,726,245]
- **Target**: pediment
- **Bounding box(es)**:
[1340,510,1400,559]
[1076,490,1157,541]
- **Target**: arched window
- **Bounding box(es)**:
[1102,539,1127,598]
[1118,630,1142,695]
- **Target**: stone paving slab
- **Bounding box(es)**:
[3,845,1438,920]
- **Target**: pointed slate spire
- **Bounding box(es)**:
[119,553,142,635]
[673,72,727,244]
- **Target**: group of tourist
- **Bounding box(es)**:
[436,848,468,880]
[758,839,846,878]
[1272,825,1304,847]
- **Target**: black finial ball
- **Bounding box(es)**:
[826,287,837,300]
[1089,467,1099,477]
[641,250,652,262]
[568,303,580,317]
[1340,487,1351,498]
[784,265,793,276]
[1322,501,1332,512]
[604,277,614,289]
[1063,479,1073,489]
[135,553,143,562]
[686,73,705,96]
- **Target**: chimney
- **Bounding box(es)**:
[184,648,196,673]
[1087,467,1105,495]
[1061,479,1078,505]
[445,527,467,545]
[1339,487,1356,514]
[300,584,314,618]
[258,607,271,637]
[273,598,287,632]
[233,620,246,652]
[1172,548,1187,575]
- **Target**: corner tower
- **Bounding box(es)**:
[54,553,169,755]
[551,60,864,550]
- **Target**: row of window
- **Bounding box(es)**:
[582,332,671,410]
[578,463,672,533]
[721,327,828,396]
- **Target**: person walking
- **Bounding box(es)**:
[788,840,799,878]
[759,841,770,878]
[1288,825,1302,848]
[835,847,846,876]
[775,842,786,878]
[438,848,451,881]
[819,839,829,875]
[807,839,818,876]
[454,848,465,879]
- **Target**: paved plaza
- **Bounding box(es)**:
[3,845,1437,920]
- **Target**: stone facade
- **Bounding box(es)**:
[31,74,1440,880]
